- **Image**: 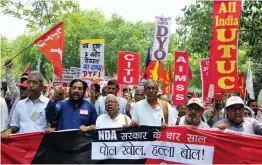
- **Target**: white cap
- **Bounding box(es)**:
[187,98,204,108]
[226,96,244,108]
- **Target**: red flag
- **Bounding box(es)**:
[192,90,197,98]
[163,63,172,95]
[188,65,192,80]
[34,22,64,78]
[23,64,30,74]
[239,72,246,98]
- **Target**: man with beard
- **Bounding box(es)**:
[213,96,262,135]
[130,80,176,128]
[1,71,49,138]
[95,94,131,129]
[125,88,145,118]
[203,94,224,127]
[175,98,210,128]
[95,80,127,116]
[45,79,97,132]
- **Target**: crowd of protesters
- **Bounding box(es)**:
[1,59,262,139]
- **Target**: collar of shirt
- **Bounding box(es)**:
[25,94,46,103]
[68,98,84,108]
[227,118,245,128]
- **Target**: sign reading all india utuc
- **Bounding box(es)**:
[152,16,171,61]
[80,39,105,81]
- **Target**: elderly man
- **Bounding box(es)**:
[126,88,145,118]
[45,79,97,132]
[95,80,127,116]
[130,80,177,128]
[213,96,262,135]
[95,94,131,129]
[174,98,210,128]
[1,71,49,138]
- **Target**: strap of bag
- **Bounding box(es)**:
[160,100,168,124]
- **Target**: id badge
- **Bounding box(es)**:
[30,112,40,122]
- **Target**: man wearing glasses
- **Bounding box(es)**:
[213,96,262,135]
[175,98,210,128]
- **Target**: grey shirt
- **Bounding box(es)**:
[213,117,262,135]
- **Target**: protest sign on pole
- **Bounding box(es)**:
[52,68,77,87]
[152,16,171,61]
[200,58,211,102]
[80,39,105,81]
[117,51,140,86]
[173,52,189,105]
[207,0,242,94]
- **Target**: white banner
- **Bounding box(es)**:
[80,39,105,80]
[91,141,214,164]
[152,16,171,61]
[52,68,77,87]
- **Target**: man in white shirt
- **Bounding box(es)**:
[95,94,131,129]
[95,80,127,116]
[1,71,49,138]
[130,80,177,128]
[0,97,8,132]
[174,98,210,128]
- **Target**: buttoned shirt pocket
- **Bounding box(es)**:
[35,111,46,126]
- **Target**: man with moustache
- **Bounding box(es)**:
[45,79,97,132]
[130,80,176,128]
[213,96,262,135]
[1,71,49,138]
[175,98,210,128]
[203,94,224,127]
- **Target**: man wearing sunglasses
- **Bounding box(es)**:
[213,96,262,135]
[175,98,210,128]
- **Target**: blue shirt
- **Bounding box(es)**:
[45,99,97,130]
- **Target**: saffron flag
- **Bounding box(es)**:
[144,61,166,83]
[163,62,172,95]
[207,0,242,94]
[34,22,64,78]
[1,127,262,164]
[238,72,246,98]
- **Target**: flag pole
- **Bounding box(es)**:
[4,42,34,66]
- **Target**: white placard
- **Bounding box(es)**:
[80,39,105,80]
[152,16,171,61]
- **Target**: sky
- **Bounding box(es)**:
[0,0,194,40]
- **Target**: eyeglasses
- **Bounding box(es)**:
[105,100,117,105]
[187,105,202,112]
